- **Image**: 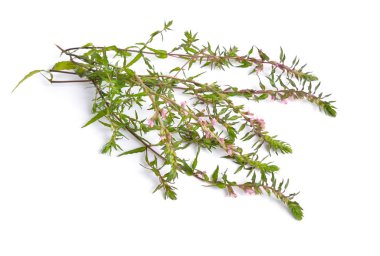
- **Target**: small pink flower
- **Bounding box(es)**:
[249,117,255,126]
[195,172,204,179]
[227,144,234,156]
[256,65,263,73]
[159,135,166,141]
[257,118,265,129]
[205,130,212,139]
[161,109,168,119]
[281,99,288,104]
[147,118,154,128]
[167,133,173,141]
[229,189,238,198]
[211,118,217,126]
[198,117,207,125]
[219,137,225,144]
[271,95,276,101]
[244,187,255,195]
[245,111,254,117]
[180,101,187,108]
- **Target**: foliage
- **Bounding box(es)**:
[14,21,336,220]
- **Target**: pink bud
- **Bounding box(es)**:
[229,190,237,198]
[161,109,168,119]
[281,99,288,104]
[227,145,234,156]
[195,172,204,179]
[180,101,187,108]
[244,187,255,195]
[249,117,255,126]
[198,117,207,125]
[257,118,265,129]
[256,65,263,73]
[205,130,212,139]
[219,137,225,144]
[211,118,217,126]
[147,118,154,128]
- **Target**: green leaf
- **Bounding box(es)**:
[82,42,94,47]
[258,49,269,61]
[192,146,200,170]
[211,165,219,182]
[323,103,337,117]
[126,53,142,68]
[12,69,43,93]
[147,47,168,59]
[118,147,146,157]
[288,201,304,220]
[256,94,268,100]
[81,109,107,128]
[279,47,285,62]
[181,161,194,175]
[52,61,76,71]
[166,189,177,200]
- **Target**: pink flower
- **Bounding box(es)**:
[228,189,238,198]
[159,135,166,141]
[198,117,207,125]
[180,101,187,108]
[219,137,225,144]
[245,111,254,117]
[256,65,263,73]
[249,117,255,126]
[161,109,168,119]
[211,118,217,126]
[281,99,288,104]
[205,130,212,139]
[195,172,204,179]
[244,187,255,195]
[147,118,154,128]
[271,95,276,101]
[257,118,265,129]
[227,144,234,156]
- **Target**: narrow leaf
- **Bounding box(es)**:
[12,70,43,93]
[118,147,146,156]
[82,109,107,128]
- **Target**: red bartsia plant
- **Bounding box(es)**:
[14,21,336,220]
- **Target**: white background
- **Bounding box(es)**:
[1,0,379,255]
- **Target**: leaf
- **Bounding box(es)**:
[192,146,200,170]
[279,47,286,62]
[211,165,219,182]
[147,47,168,59]
[181,161,194,175]
[118,147,146,157]
[12,69,43,93]
[288,201,304,220]
[257,94,268,100]
[323,103,337,117]
[126,53,142,68]
[81,109,107,128]
[52,61,76,71]
[258,49,269,61]
[166,189,177,200]
[169,67,181,73]
[82,42,94,47]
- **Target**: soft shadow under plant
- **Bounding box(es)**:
[14,21,336,220]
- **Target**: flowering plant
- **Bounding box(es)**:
[14,21,336,220]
